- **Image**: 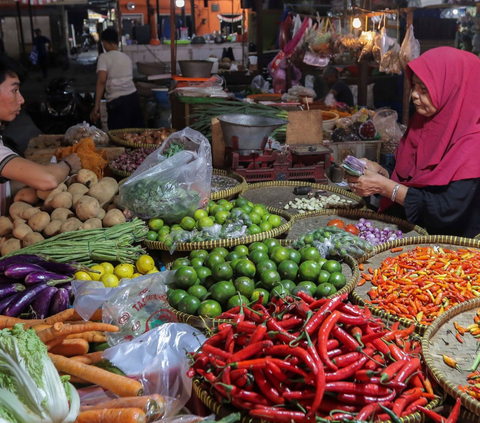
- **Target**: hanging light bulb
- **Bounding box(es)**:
[175,0,185,7]
[352,17,362,29]
[453,9,458,15]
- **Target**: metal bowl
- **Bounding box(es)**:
[217,114,288,150]
[179,60,213,78]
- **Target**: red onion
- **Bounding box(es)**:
[355,218,403,246]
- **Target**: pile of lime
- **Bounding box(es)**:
[145,198,283,244]
[167,239,348,318]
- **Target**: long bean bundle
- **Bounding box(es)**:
[1,218,148,264]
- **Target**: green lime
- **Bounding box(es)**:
[225,251,241,263]
[171,224,183,232]
[169,289,188,309]
[240,204,253,214]
[256,260,277,274]
[190,250,209,260]
[158,227,170,236]
[259,221,273,232]
[251,289,269,306]
[235,245,249,256]
[211,281,236,305]
[260,270,281,291]
[202,275,217,290]
[304,234,314,244]
[211,262,234,282]
[271,285,289,297]
[196,267,212,284]
[249,249,269,265]
[247,201,255,208]
[289,249,302,265]
[263,238,281,253]
[198,217,214,229]
[174,267,198,289]
[234,259,256,278]
[209,205,225,216]
[249,213,262,225]
[180,216,196,231]
[197,300,223,318]
[300,247,321,263]
[262,213,271,222]
[278,260,299,281]
[212,247,229,258]
[248,225,261,235]
[268,215,282,228]
[235,198,248,207]
[227,294,249,310]
[315,283,337,298]
[204,253,225,269]
[188,285,208,299]
[329,272,347,290]
[298,260,321,282]
[252,206,265,217]
[158,234,169,242]
[322,260,342,274]
[178,295,201,314]
[318,258,328,268]
[249,242,269,254]
[172,258,190,269]
[215,210,230,225]
[297,281,317,296]
[270,246,290,265]
[278,279,296,292]
[146,231,158,241]
[218,200,233,211]
[190,258,204,268]
[234,277,255,298]
[148,218,164,231]
[194,209,209,221]
[318,270,331,284]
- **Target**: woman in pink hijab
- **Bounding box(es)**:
[346,47,480,237]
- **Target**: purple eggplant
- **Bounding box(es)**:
[57,283,73,300]
[0,254,46,272]
[3,284,49,317]
[0,274,16,284]
[5,263,46,279]
[25,271,70,286]
[31,287,58,319]
[49,288,69,316]
[0,294,18,314]
[39,262,78,276]
[0,283,25,300]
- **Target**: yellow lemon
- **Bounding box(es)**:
[114,264,135,279]
[132,273,142,278]
[136,255,155,274]
[101,273,119,288]
[75,271,92,281]
[88,265,105,281]
[100,262,114,274]
[147,269,159,274]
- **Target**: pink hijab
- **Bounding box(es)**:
[392,47,480,188]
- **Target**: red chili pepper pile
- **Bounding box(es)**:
[366,246,480,325]
[188,293,438,422]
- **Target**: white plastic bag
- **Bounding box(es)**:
[64,122,109,145]
[251,75,270,93]
[399,25,421,71]
[102,272,177,346]
[103,323,206,417]
[119,128,213,223]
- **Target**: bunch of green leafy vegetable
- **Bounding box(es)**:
[162,142,185,158]
[0,324,80,423]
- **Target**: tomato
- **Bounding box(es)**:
[327,219,345,229]
[345,224,360,236]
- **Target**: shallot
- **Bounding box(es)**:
[355,218,403,246]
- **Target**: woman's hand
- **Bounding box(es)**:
[61,154,82,174]
[90,105,100,123]
[347,169,389,197]
[360,158,390,178]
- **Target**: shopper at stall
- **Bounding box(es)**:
[322,66,354,107]
[0,54,81,215]
[33,29,51,80]
[346,47,480,238]
[90,28,144,130]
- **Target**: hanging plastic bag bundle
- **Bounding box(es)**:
[399,25,421,70]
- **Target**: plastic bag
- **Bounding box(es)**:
[103,323,205,417]
[358,31,376,61]
[119,128,213,222]
[373,108,405,154]
[399,25,421,71]
[251,75,270,93]
[380,43,402,75]
[64,122,109,146]
[102,272,177,346]
[281,85,316,102]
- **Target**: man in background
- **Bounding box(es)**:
[33,29,51,80]
[322,66,354,107]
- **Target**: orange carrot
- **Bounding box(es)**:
[49,353,144,397]
[37,322,65,343]
[33,324,53,333]
[67,331,107,343]
[38,322,118,344]
[60,373,90,384]
[0,316,41,329]
[71,351,104,365]
[62,309,103,322]
[74,408,146,423]
[46,335,68,351]
[43,309,77,324]
[50,339,89,357]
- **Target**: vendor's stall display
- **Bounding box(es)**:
[352,236,480,335]
[108,147,156,177]
[108,127,176,149]
[210,169,247,201]
[332,108,380,142]
[1,173,126,254]
[190,294,443,422]
[145,200,292,253]
[240,182,365,217]
[422,297,480,418]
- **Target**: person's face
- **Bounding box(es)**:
[0,74,24,123]
[411,73,437,117]
[35,30,41,37]
[325,74,336,86]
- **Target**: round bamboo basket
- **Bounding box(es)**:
[239,181,366,218]
[423,297,480,419]
[475,234,480,241]
[351,236,480,335]
[108,128,175,148]
[210,169,247,201]
[108,166,132,179]
[145,207,294,252]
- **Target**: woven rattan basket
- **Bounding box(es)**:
[475,234,480,241]
[167,255,359,330]
[108,166,132,179]
[351,236,480,335]
[239,181,366,217]
[210,169,247,201]
[145,207,293,252]
[423,297,480,419]
[108,128,174,148]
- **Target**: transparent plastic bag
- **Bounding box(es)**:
[373,108,405,154]
[358,31,376,61]
[158,415,215,423]
[102,272,177,346]
[380,43,402,75]
[119,128,213,222]
[103,323,206,417]
[399,25,421,71]
[251,75,270,93]
[64,122,109,146]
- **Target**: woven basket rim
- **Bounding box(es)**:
[145,206,294,251]
[423,297,480,417]
[351,235,480,335]
[475,233,480,241]
[108,165,132,178]
[239,181,367,214]
[108,128,175,149]
[210,169,248,201]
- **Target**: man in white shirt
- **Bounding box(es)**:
[90,28,144,130]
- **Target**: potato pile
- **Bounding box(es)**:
[0,169,126,256]
[120,128,176,145]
